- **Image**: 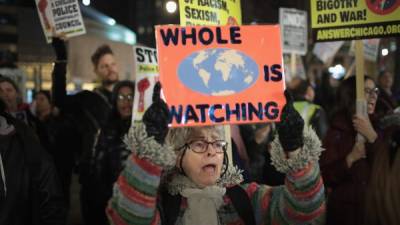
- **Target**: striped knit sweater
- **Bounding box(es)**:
[107,125,326,225]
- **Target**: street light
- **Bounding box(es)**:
[166,1,177,14]
[82,0,90,6]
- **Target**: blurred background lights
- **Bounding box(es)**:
[381,48,389,56]
[166,1,177,14]
[82,0,90,6]
[107,18,116,26]
[328,64,346,80]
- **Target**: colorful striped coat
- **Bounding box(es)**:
[107,125,326,225]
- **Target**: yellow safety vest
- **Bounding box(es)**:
[293,101,320,126]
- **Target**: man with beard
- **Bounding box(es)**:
[51,39,113,225]
[91,45,120,107]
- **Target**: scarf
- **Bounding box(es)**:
[180,185,226,225]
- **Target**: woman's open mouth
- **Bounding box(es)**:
[202,164,217,173]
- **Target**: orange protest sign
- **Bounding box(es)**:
[155,25,286,127]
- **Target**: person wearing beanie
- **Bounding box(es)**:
[106,83,326,225]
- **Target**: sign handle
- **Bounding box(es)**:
[224,126,233,166]
[291,52,297,77]
[355,40,367,143]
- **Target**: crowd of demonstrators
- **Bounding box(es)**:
[0,98,66,225]
[90,80,135,225]
[106,84,326,225]
[0,33,399,225]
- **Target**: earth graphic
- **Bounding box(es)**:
[177,48,259,96]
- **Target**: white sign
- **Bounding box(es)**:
[132,46,159,124]
[349,39,381,62]
[283,54,306,82]
[313,41,344,64]
[35,0,86,43]
[279,8,308,55]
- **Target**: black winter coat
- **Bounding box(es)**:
[0,114,66,225]
[89,117,131,225]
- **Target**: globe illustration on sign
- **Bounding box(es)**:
[177,48,259,96]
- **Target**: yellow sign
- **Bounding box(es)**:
[311,0,400,41]
[179,0,242,26]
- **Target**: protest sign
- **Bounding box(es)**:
[179,0,242,25]
[155,25,286,127]
[312,41,344,64]
[349,38,380,61]
[279,8,308,55]
[132,46,159,124]
[310,0,400,41]
[283,54,306,82]
[35,0,86,43]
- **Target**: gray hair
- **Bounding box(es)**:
[166,125,225,152]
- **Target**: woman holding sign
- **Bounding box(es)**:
[106,83,325,225]
[320,76,381,225]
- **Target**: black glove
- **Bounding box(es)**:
[276,90,304,152]
[142,82,169,145]
[52,37,67,61]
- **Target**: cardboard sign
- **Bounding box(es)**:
[279,8,308,55]
[283,54,306,82]
[35,0,86,43]
[349,38,380,61]
[311,0,400,41]
[155,25,285,127]
[313,41,344,63]
[132,46,159,124]
[179,0,242,25]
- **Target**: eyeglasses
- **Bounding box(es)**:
[181,140,228,154]
[365,87,379,97]
[117,94,133,101]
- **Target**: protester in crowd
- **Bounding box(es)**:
[34,90,53,121]
[365,127,400,225]
[0,98,66,225]
[0,75,38,129]
[106,84,326,225]
[92,44,120,106]
[375,70,398,118]
[51,37,111,224]
[33,89,79,209]
[91,80,135,225]
[320,75,381,225]
[291,79,328,139]
[314,70,341,121]
[243,123,287,186]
